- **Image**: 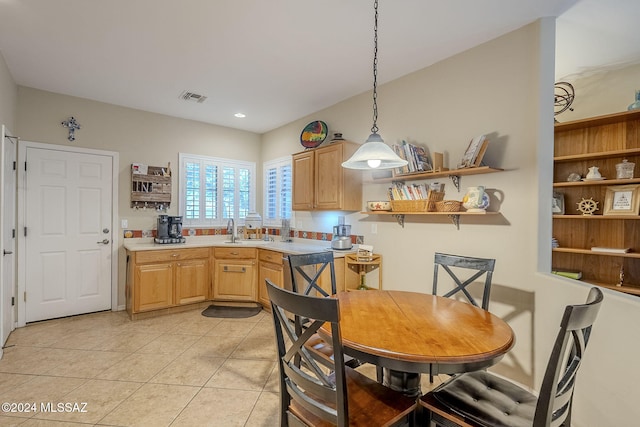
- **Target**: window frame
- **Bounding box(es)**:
[263,156,294,227]
[179,153,256,228]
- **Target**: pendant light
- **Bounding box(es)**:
[342,0,408,170]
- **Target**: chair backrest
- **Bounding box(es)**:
[287,251,337,297]
[265,279,349,426]
[534,286,604,427]
[433,252,496,309]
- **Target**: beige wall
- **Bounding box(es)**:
[0,52,17,131]
[557,62,640,122]
[15,87,262,307]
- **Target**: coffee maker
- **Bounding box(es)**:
[155,215,170,243]
[331,216,353,250]
[154,215,185,244]
[168,216,185,243]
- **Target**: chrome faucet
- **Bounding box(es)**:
[227,218,236,243]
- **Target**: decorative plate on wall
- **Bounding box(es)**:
[300,120,328,148]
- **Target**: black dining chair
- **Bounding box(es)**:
[265,279,417,427]
[418,286,604,427]
[377,253,496,386]
[287,252,359,368]
[432,252,496,310]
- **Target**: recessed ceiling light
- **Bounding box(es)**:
[234,113,246,118]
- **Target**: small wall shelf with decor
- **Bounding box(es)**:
[363,165,503,228]
[131,163,172,210]
[553,109,640,296]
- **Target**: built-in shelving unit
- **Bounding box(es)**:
[553,109,640,296]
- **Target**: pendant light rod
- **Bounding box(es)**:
[371,0,379,135]
[341,0,408,170]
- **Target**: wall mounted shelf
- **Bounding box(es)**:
[367,166,504,191]
[360,210,500,229]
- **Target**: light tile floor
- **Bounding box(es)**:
[0,308,280,427]
[0,307,442,427]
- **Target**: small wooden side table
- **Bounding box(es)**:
[344,253,382,290]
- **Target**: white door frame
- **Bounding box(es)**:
[1,126,17,356]
[17,141,119,327]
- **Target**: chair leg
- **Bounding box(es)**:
[376,365,384,383]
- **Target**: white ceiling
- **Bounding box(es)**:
[0,0,638,134]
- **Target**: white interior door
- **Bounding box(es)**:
[1,127,17,348]
[24,146,113,322]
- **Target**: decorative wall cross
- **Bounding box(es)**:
[61,116,81,141]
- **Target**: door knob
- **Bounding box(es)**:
[97,239,110,244]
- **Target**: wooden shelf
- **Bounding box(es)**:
[553,247,640,259]
[367,166,503,184]
[361,210,500,229]
[554,148,640,163]
[553,178,640,187]
[553,214,640,219]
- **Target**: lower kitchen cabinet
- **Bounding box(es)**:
[213,247,258,301]
[258,249,285,309]
[127,247,210,316]
[175,258,209,304]
[134,262,173,312]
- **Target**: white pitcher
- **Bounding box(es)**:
[462,186,490,213]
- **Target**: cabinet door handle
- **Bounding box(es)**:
[224,266,246,273]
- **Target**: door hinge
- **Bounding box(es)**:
[13,160,16,170]
[11,297,15,306]
[24,161,27,171]
[12,228,15,239]
[23,292,26,302]
[24,227,27,237]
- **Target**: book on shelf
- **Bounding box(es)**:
[590,247,632,254]
[392,140,433,175]
[551,270,582,280]
[388,182,430,200]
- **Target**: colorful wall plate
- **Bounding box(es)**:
[300,120,328,148]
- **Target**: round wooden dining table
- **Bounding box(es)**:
[320,290,515,396]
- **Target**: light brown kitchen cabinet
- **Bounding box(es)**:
[213,247,258,301]
[258,249,284,309]
[175,258,209,305]
[292,141,362,211]
[127,247,210,316]
[134,262,173,312]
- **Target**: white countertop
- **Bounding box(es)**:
[123,236,357,257]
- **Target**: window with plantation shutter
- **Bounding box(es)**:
[263,156,293,226]
[179,153,255,227]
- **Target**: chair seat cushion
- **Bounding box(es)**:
[430,371,537,427]
[291,366,416,427]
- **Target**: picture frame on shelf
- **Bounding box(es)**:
[458,134,488,168]
[603,184,640,215]
[552,192,565,214]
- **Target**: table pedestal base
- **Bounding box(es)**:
[382,368,421,398]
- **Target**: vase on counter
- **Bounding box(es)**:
[628,89,640,111]
[462,186,490,213]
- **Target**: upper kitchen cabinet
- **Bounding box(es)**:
[292,141,362,211]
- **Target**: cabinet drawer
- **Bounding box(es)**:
[259,249,284,264]
[213,247,257,259]
[134,247,210,264]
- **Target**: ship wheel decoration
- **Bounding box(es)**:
[554,81,575,122]
[577,197,599,215]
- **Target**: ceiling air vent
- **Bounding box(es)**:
[179,90,207,103]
